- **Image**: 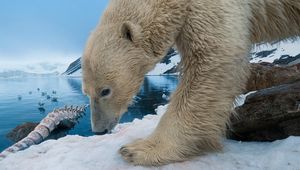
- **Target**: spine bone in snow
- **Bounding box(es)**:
[0,105,88,160]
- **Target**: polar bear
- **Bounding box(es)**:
[82,0,300,166]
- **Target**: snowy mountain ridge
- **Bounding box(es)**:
[62,48,180,76]
[251,39,300,64]
[64,39,300,77]
[1,40,298,78]
[0,70,59,78]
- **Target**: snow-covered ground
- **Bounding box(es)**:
[1,104,299,170]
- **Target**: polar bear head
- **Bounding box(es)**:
[82,22,158,133]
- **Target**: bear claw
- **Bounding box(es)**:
[119,146,135,162]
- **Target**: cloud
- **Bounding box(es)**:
[0,50,81,74]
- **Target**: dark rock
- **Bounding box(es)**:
[273,53,300,66]
[160,48,177,65]
[6,122,38,142]
[228,81,300,141]
[163,65,179,74]
[254,48,277,58]
[246,63,300,92]
[6,120,77,143]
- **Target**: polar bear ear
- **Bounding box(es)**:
[121,21,142,44]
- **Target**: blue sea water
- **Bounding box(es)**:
[0,76,178,152]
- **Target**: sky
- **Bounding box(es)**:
[0,0,108,71]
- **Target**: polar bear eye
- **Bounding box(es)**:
[100,88,111,97]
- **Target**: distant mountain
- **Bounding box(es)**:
[250,39,300,64]
[64,39,300,76]
[0,61,70,78]
[62,58,81,76]
[0,70,59,78]
[63,48,180,76]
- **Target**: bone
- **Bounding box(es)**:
[0,105,87,160]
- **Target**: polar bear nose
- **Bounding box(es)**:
[94,129,108,135]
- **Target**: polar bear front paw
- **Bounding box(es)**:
[119,139,172,166]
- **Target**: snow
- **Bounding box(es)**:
[250,39,300,63]
[162,94,169,100]
[147,54,180,75]
[1,105,300,170]
[234,91,257,108]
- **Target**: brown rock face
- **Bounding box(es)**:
[228,81,300,141]
[6,120,77,143]
[6,122,38,142]
[246,63,300,92]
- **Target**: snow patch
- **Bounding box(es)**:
[234,91,257,108]
[1,105,299,170]
[147,54,180,75]
[251,39,300,63]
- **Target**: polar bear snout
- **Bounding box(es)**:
[90,98,119,134]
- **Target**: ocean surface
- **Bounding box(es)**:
[0,76,178,152]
